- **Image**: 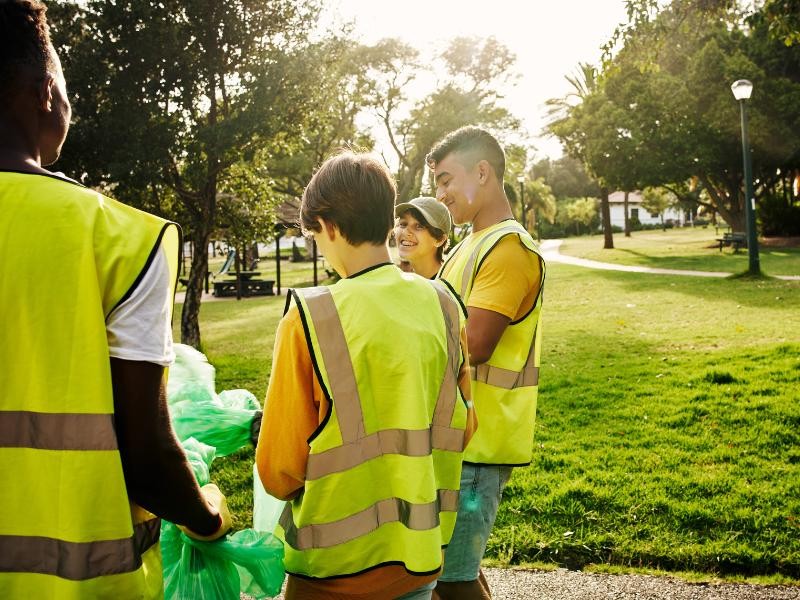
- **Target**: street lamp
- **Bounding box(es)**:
[517,175,526,232]
[731,79,760,275]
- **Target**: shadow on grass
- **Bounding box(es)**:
[581,265,800,310]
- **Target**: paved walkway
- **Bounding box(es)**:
[540,240,800,281]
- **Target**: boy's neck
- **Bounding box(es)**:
[337,243,392,278]
[471,186,514,233]
[410,255,441,280]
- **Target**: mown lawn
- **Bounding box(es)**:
[559,228,800,276]
[173,253,800,578]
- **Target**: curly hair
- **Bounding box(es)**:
[0,0,53,98]
[426,126,506,179]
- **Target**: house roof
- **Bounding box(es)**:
[608,191,643,204]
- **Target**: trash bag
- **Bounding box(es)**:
[166,344,217,405]
[162,525,284,600]
[161,344,285,599]
[253,463,285,534]
[169,399,256,457]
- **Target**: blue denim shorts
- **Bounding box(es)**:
[439,463,513,582]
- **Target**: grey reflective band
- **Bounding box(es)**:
[0,519,159,581]
[473,363,539,389]
[430,281,461,429]
[459,225,524,299]
[281,489,459,551]
[306,426,466,481]
[300,288,366,444]
[0,411,117,451]
[472,324,540,390]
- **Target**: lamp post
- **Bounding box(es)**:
[731,79,760,275]
[517,175,526,232]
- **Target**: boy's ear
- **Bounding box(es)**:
[477,160,490,185]
[37,75,56,113]
[318,217,337,241]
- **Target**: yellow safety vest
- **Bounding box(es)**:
[278,264,469,579]
[439,220,545,465]
[0,172,179,599]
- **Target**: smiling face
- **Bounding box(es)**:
[394,211,443,263]
[433,152,483,226]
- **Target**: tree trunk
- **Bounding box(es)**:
[623,191,631,237]
[181,232,210,349]
[600,187,614,249]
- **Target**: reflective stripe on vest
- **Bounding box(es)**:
[0,521,160,581]
[0,411,117,450]
[440,221,544,465]
[280,268,468,578]
[280,489,459,551]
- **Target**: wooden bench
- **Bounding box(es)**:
[213,277,275,297]
[716,232,747,252]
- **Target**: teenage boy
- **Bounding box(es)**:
[0,2,230,598]
[427,127,545,600]
[256,151,476,600]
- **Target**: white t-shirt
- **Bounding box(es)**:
[106,244,175,367]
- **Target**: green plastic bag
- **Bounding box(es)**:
[162,524,285,600]
[161,345,285,599]
[166,344,261,456]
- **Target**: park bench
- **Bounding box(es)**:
[212,276,275,297]
[716,231,747,252]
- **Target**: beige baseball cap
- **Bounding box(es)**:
[394,196,452,234]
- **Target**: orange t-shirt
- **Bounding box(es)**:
[256,305,476,599]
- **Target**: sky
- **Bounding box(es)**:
[321,0,632,160]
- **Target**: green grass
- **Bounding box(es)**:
[174,252,800,578]
[559,228,800,276]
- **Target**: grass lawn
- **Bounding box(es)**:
[559,228,800,276]
[173,252,800,578]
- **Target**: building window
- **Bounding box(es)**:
[631,208,639,219]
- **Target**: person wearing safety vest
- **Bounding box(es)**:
[256,151,477,600]
[426,127,545,600]
[0,3,231,598]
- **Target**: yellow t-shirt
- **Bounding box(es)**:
[465,233,543,321]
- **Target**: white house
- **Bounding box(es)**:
[608,191,686,228]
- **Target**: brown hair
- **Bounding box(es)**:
[0,0,53,99]
[426,126,506,179]
[301,151,396,246]
[397,206,450,262]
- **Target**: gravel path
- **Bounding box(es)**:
[244,567,800,599]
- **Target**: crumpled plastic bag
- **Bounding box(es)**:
[161,345,285,599]
[167,345,261,457]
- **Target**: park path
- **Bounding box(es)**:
[539,239,800,281]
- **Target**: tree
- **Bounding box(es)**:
[564,198,598,236]
[546,63,617,248]
[641,187,677,230]
[49,0,322,348]
[552,1,800,235]
[374,36,520,201]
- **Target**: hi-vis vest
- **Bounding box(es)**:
[278,265,469,579]
[440,220,545,466]
[0,172,180,599]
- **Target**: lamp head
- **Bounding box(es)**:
[517,175,525,184]
[731,79,753,101]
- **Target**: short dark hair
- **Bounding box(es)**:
[397,206,450,262]
[426,126,506,179]
[0,0,54,99]
[301,151,396,246]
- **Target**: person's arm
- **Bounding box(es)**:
[465,307,510,365]
[111,359,225,537]
[256,306,325,501]
[464,236,542,365]
[457,323,478,447]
